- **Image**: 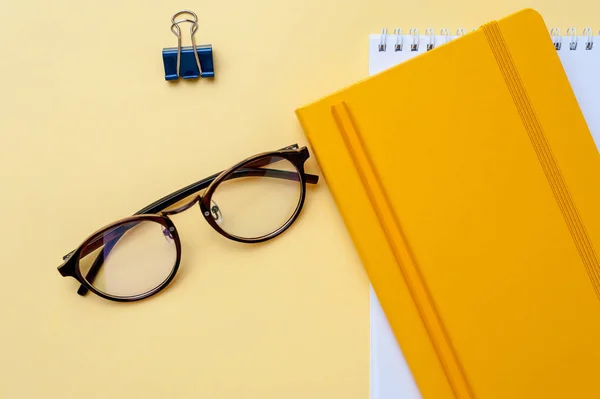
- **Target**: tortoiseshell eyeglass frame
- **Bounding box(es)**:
[57,144,319,302]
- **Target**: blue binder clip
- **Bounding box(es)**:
[162,10,214,81]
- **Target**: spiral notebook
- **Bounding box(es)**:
[368,27,600,399]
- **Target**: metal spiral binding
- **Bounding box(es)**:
[551,27,597,51]
[425,28,435,50]
[378,28,388,52]
[440,28,450,44]
[376,26,597,52]
[394,28,403,51]
[567,28,578,50]
[378,27,466,52]
[584,28,594,50]
[550,28,562,50]
[409,28,419,51]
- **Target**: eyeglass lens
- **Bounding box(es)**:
[77,220,178,298]
[210,156,302,239]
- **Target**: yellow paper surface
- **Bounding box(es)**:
[0,1,598,398]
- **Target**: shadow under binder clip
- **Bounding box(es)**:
[162,10,214,81]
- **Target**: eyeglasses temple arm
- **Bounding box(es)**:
[75,237,119,295]
[74,165,318,296]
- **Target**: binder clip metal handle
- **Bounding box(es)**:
[162,10,214,81]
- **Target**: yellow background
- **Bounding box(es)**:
[0,1,596,398]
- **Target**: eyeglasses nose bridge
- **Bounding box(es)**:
[160,195,203,216]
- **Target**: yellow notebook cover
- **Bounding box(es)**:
[296,8,600,399]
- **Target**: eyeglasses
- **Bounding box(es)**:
[57,144,319,302]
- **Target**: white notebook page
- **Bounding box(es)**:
[368,31,600,399]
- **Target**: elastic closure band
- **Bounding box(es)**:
[332,102,475,399]
[483,21,600,300]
